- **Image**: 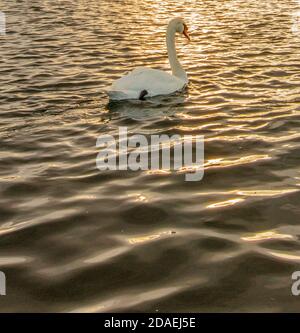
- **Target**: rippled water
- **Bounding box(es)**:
[1,0,300,312]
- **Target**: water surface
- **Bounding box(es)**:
[1,0,300,312]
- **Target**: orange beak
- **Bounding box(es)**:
[183,24,191,41]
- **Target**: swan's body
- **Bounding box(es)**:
[107,18,190,101]
[108,67,186,100]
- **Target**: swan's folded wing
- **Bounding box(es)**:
[107,67,186,100]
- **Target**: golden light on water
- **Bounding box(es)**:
[268,251,300,262]
[207,198,244,209]
[241,231,294,242]
[205,155,271,169]
[128,230,174,245]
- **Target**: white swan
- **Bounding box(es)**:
[107,18,190,101]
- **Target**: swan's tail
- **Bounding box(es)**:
[107,89,140,101]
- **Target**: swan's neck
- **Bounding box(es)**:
[166,26,187,83]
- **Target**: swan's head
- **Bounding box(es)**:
[169,17,191,41]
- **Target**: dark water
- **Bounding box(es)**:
[1,0,300,312]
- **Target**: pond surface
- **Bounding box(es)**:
[1,0,300,312]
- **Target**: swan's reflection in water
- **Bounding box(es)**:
[106,91,188,121]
